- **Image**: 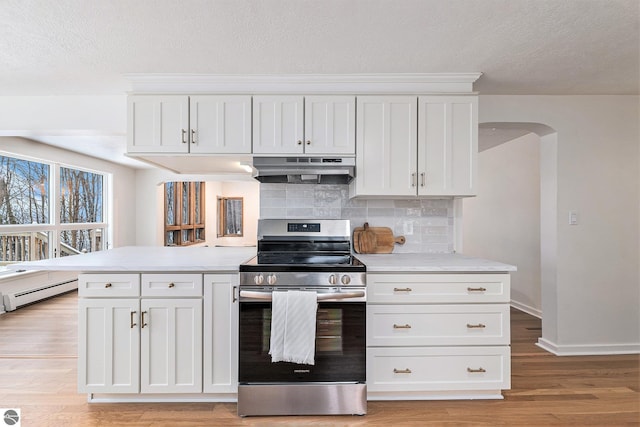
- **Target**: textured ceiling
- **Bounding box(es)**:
[1,0,638,96]
[1,0,638,168]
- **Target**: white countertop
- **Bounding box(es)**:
[7,246,514,274]
[353,252,517,272]
[7,246,257,272]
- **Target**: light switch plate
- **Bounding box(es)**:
[569,211,579,225]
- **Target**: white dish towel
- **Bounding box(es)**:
[269,290,318,365]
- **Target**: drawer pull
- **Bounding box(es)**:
[467,367,486,373]
[393,324,412,329]
[105,283,112,288]
[393,368,412,374]
[467,323,486,329]
[467,287,487,292]
[168,282,175,288]
[393,287,413,292]
[130,311,137,328]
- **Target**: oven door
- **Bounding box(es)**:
[238,296,366,383]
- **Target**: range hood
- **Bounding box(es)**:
[252,156,355,184]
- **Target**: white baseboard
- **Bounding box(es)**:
[510,300,542,318]
[537,337,640,356]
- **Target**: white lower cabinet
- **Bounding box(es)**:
[78,298,140,393]
[366,273,511,400]
[140,298,202,393]
[78,273,203,395]
[367,346,510,392]
[203,274,238,394]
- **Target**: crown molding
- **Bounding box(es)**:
[124,73,482,94]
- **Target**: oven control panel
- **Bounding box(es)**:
[240,271,365,288]
[287,222,320,233]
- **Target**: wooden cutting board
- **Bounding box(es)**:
[353,223,406,254]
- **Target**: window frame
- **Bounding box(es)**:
[164,181,205,246]
[0,151,109,267]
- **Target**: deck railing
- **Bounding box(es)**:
[0,232,86,265]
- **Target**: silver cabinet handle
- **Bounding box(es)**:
[467,323,486,329]
[467,287,487,292]
[393,287,412,292]
[141,311,148,328]
[232,286,238,303]
[130,311,137,329]
[393,368,412,374]
[191,129,197,144]
[393,324,412,329]
[411,173,417,187]
[420,172,426,187]
[181,129,187,144]
[467,367,486,373]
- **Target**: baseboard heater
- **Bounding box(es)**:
[2,279,78,311]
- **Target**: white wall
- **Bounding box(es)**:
[134,168,259,247]
[0,136,137,248]
[463,132,541,316]
[480,95,640,354]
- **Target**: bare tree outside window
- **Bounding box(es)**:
[0,155,49,225]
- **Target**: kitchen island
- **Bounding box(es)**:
[10,247,514,402]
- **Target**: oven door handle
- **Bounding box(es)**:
[239,290,365,301]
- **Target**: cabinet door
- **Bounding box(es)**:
[127,95,190,153]
[203,274,239,393]
[78,298,140,393]
[354,96,417,196]
[252,96,304,154]
[418,96,478,196]
[190,95,252,154]
[304,96,356,155]
[140,298,202,393]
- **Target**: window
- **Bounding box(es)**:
[164,181,205,246]
[0,153,107,269]
[217,197,243,237]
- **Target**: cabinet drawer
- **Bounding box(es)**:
[78,274,140,297]
[367,346,510,392]
[367,304,509,346]
[368,274,510,304]
[141,274,203,297]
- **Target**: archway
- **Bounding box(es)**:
[462,122,558,352]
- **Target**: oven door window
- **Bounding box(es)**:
[239,302,365,383]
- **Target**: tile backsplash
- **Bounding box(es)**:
[260,183,454,253]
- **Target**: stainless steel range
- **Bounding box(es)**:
[237,219,366,417]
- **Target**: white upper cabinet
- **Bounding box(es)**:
[353,96,418,197]
[252,96,304,154]
[128,95,190,154]
[417,96,477,196]
[190,95,252,154]
[352,95,478,197]
[304,96,356,155]
[253,95,355,155]
[127,95,251,154]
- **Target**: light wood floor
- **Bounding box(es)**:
[0,291,638,426]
